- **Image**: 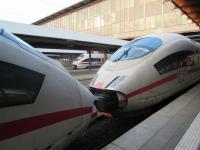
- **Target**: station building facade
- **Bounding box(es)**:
[34,0,200,40]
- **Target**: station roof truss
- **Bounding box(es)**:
[0,20,128,52]
[171,0,200,27]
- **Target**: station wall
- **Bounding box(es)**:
[39,0,199,39]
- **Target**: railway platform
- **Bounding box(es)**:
[103,83,200,150]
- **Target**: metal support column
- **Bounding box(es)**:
[104,50,108,61]
[88,50,92,70]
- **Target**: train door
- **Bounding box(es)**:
[91,58,97,67]
[177,51,194,84]
[154,51,192,96]
[177,62,187,83]
[95,58,102,67]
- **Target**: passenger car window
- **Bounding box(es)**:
[110,37,162,62]
[92,58,101,62]
[0,61,45,107]
[154,51,194,75]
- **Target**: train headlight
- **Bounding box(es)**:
[106,76,126,89]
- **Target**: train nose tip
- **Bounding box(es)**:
[94,95,118,112]
[93,92,127,112]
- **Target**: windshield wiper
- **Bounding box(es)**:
[113,48,130,62]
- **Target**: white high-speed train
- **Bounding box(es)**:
[0,29,96,150]
[72,53,105,69]
[90,33,200,113]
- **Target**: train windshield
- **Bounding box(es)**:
[74,54,85,61]
[110,37,162,62]
[0,29,47,60]
[1,29,33,49]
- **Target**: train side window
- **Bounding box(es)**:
[0,61,45,107]
[92,58,101,62]
[154,51,194,75]
[83,58,101,62]
[91,58,96,62]
[82,59,89,62]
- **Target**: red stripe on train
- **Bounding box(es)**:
[127,67,200,99]
[0,107,92,141]
[127,74,177,98]
[81,62,89,64]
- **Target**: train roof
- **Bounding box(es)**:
[137,33,188,45]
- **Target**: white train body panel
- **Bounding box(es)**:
[0,29,96,150]
[90,33,200,113]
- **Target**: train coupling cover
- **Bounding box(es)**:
[92,89,127,113]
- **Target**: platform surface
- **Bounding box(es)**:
[103,83,200,150]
